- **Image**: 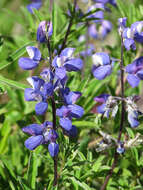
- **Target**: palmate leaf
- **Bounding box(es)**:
[0,75,30,90]
[0,41,36,70]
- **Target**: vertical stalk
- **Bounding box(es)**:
[58,0,77,55]
[51,96,58,186]
[47,29,58,187]
[100,32,125,190]
[47,0,77,185]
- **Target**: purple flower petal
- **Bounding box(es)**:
[44,129,58,142]
[35,102,48,115]
[55,67,67,79]
[56,106,70,117]
[118,17,127,29]
[40,68,54,81]
[22,124,44,135]
[59,118,72,131]
[97,103,106,113]
[137,70,143,80]
[68,104,84,118]
[27,1,42,13]
[92,65,112,80]
[60,48,75,58]
[48,142,59,157]
[26,46,41,61]
[127,74,140,88]
[134,32,143,43]
[88,24,98,39]
[123,38,136,51]
[24,135,44,150]
[24,88,36,101]
[128,114,139,128]
[64,58,83,71]
[94,94,109,103]
[43,82,54,97]
[18,57,39,70]
[64,91,82,104]
[27,76,44,90]
[37,21,53,43]
[92,52,110,66]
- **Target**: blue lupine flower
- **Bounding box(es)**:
[92,52,112,80]
[94,94,118,117]
[48,142,59,157]
[18,46,41,70]
[56,104,84,131]
[88,24,98,39]
[60,87,82,105]
[24,76,50,115]
[94,94,110,114]
[98,20,112,38]
[22,121,58,152]
[118,17,127,33]
[126,97,140,128]
[37,21,53,43]
[40,68,54,82]
[52,48,83,80]
[88,20,112,39]
[27,0,42,14]
[122,21,143,50]
[117,142,125,154]
[125,56,143,87]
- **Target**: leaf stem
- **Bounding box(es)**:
[100,32,125,190]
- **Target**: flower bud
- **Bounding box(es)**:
[37,21,53,43]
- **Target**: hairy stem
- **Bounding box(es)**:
[58,0,77,55]
[100,32,125,190]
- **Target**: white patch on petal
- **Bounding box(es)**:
[136,23,143,34]
[126,28,134,39]
[26,46,34,59]
[67,49,74,57]
[27,77,34,88]
[57,57,66,67]
[92,54,103,66]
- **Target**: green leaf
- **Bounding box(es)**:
[92,155,105,172]
[72,121,95,128]
[70,177,92,190]
[52,1,57,46]
[0,75,30,90]
[116,0,126,17]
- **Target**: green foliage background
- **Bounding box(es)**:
[0,0,143,189]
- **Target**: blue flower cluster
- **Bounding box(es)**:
[18,20,84,157]
[94,94,140,128]
[92,18,143,154]
[119,18,143,51]
[87,0,116,40]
